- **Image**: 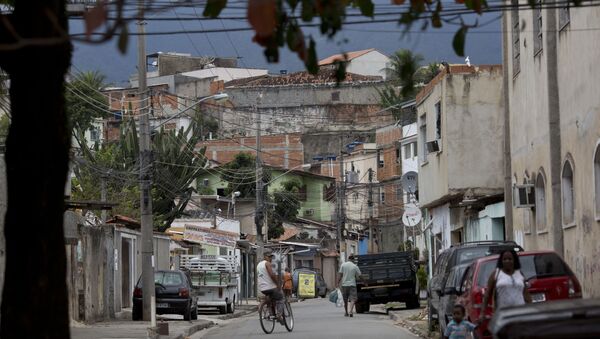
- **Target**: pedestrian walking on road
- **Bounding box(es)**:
[444,304,476,339]
[480,249,532,323]
[337,254,362,317]
[283,267,293,300]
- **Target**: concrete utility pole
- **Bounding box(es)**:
[137,0,156,326]
[101,175,107,223]
[336,137,345,260]
[255,94,264,261]
[367,168,374,253]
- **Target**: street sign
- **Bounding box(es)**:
[402,203,422,227]
[401,171,418,193]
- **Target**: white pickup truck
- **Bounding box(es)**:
[179,254,238,314]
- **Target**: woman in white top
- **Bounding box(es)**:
[480,250,532,323]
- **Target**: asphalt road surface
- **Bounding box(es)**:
[195,298,418,339]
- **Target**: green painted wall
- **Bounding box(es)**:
[197,169,334,222]
[268,170,334,222]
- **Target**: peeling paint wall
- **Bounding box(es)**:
[507,6,600,297]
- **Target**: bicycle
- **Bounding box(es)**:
[259,294,294,334]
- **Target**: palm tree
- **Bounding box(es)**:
[379,50,441,122]
[66,70,109,135]
[385,49,424,98]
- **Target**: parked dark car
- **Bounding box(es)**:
[292,268,327,298]
[437,263,471,332]
[456,250,582,339]
[132,270,198,321]
[427,241,523,333]
[489,298,600,339]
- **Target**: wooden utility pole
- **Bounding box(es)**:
[137,0,155,325]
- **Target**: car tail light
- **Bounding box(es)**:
[568,276,582,298]
[134,287,142,298]
[179,288,189,298]
[219,288,223,298]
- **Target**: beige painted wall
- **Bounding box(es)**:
[507,4,600,297]
[418,68,504,206]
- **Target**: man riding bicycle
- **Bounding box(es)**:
[257,249,284,323]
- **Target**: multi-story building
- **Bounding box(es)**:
[416,65,505,256]
[341,142,379,253]
[504,3,600,297]
[318,48,390,79]
[374,124,403,252]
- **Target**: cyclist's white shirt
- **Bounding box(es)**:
[257,260,277,291]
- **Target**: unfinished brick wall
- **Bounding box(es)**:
[197,133,304,169]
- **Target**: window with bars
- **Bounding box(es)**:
[533,0,543,56]
[511,0,521,75]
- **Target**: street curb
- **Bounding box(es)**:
[170,320,215,339]
[388,312,430,339]
[215,309,257,320]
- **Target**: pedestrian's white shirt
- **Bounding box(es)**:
[495,268,525,309]
[257,260,277,292]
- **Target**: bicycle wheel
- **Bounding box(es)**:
[259,302,275,334]
[283,301,294,332]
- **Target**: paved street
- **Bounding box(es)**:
[194,298,418,339]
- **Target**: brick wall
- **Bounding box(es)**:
[197,133,304,169]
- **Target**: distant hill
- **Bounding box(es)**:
[71,7,501,87]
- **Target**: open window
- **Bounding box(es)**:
[514,183,535,208]
[562,158,575,226]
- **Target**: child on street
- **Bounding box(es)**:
[444,304,476,339]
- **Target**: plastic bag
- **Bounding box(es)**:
[328,289,338,304]
[336,288,344,308]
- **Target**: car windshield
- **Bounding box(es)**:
[519,253,570,280]
[154,272,183,286]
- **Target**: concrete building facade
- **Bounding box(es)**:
[375,124,404,253]
[504,3,600,297]
[416,65,505,255]
[318,48,390,79]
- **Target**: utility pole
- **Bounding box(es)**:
[336,137,345,260]
[367,168,374,254]
[137,0,155,326]
[255,94,264,261]
[101,175,107,223]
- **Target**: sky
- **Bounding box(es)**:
[70,2,503,87]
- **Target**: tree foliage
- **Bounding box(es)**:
[66,71,109,133]
[379,49,440,122]
[267,178,303,239]
[220,152,257,198]
[74,117,208,232]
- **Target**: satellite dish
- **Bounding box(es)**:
[402,203,422,227]
[401,171,418,193]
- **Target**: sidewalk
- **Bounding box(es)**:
[70,305,257,339]
[372,301,434,339]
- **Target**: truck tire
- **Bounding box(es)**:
[355,302,370,314]
[219,306,227,314]
[227,297,235,313]
[407,295,421,309]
